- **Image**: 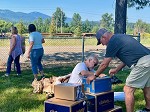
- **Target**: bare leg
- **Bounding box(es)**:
[143,87,150,109]
[34,74,38,80]
[124,85,136,112]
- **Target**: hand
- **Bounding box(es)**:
[109,68,117,76]
[8,50,11,55]
[99,74,107,78]
[86,75,96,84]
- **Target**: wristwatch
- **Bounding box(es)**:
[94,73,99,77]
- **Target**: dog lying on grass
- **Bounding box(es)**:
[31,75,70,98]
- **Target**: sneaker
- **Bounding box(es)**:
[2,73,9,77]
[136,108,150,112]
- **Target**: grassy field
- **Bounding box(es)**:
[0,37,150,47]
[0,65,146,112]
[0,36,149,112]
[0,37,97,47]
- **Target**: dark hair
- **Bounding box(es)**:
[11,26,18,34]
[28,24,36,33]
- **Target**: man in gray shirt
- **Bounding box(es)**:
[87,28,150,112]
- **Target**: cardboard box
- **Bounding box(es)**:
[106,105,123,112]
[44,98,87,112]
[54,83,84,101]
[86,91,114,112]
[82,77,112,93]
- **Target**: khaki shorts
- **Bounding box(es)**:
[126,55,150,88]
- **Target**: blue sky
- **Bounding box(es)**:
[1,0,150,23]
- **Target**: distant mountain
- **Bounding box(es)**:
[0,9,98,24]
[0,9,51,23]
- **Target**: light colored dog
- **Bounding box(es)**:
[31,75,71,98]
[31,79,43,93]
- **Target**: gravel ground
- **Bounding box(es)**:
[0,45,127,71]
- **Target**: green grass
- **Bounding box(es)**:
[0,39,10,47]
[0,38,97,47]
[110,69,145,112]
[0,66,74,112]
[141,37,150,46]
[0,65,146,112]
[0,37,150,47]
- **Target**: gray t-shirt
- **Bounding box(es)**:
[105,34,150,67]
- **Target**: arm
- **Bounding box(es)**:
[9,36,16,55]
[86,57,112,83]
[95,57,112,76]
[27,41,34,58]
[80,70,94,77]
[109,62,126,76]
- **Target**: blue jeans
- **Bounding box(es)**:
[30,48,44,75]
[6,55,21,74]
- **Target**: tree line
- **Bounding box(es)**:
[0,7,150,37]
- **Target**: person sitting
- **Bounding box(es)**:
[55,54,106,84]
[57,54,122,84]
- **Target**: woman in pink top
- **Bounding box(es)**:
[3,26,22,77]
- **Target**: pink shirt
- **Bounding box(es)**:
[10,34,22,59]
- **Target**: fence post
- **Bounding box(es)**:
[82,36,84,62]
[137,32,140,43]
